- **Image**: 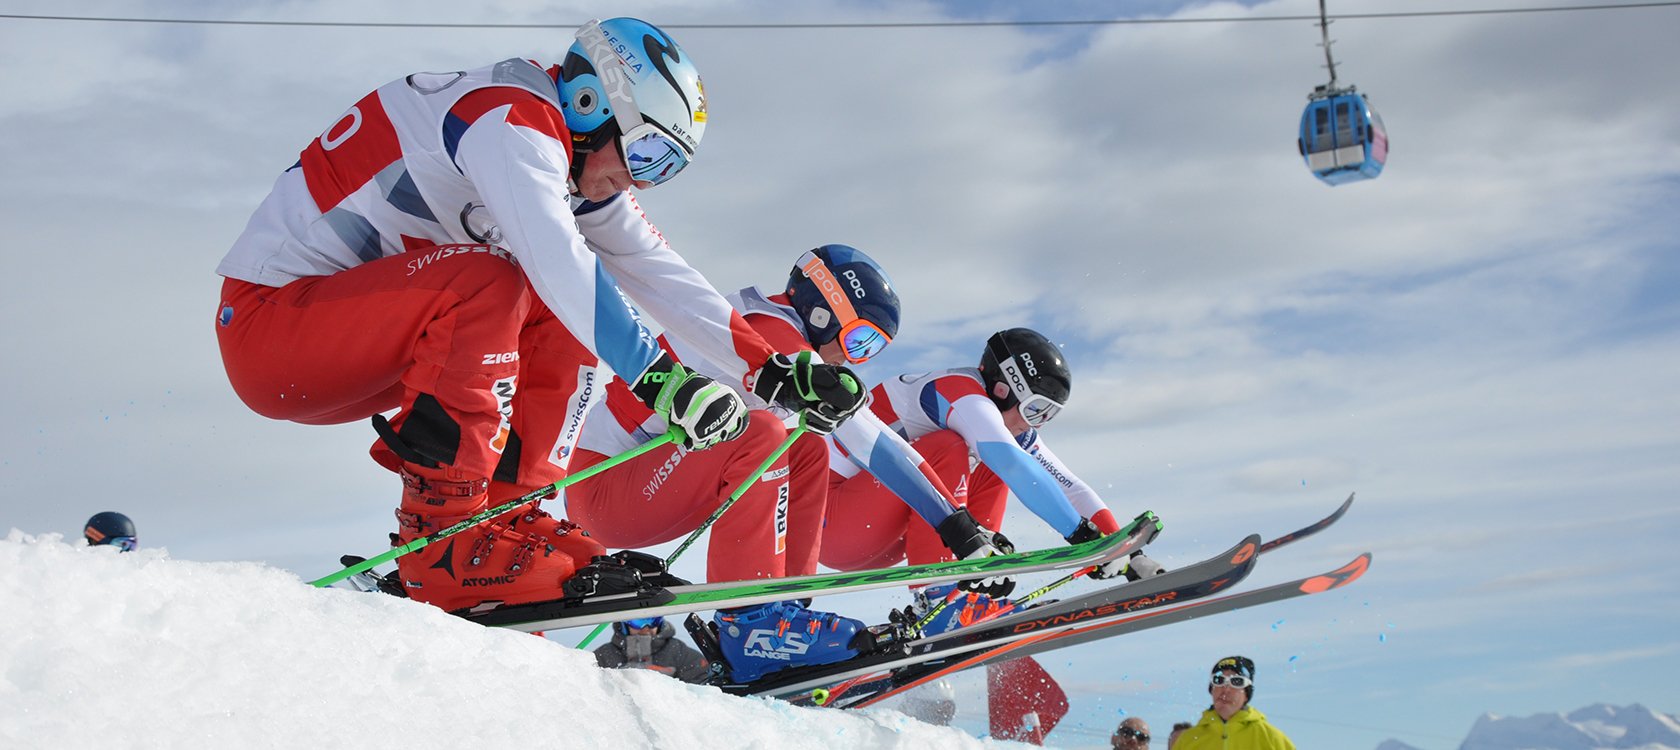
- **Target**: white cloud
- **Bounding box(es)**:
[2,2,1678,747]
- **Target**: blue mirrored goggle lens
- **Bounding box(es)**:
[841,324,890,363]
[110,536,137,552]
[624,616,663,629]
[623,132,690,186]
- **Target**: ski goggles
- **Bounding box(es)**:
[623,616,664,630]
[106,536,137,552]
[797,251,893,364]
[1115,727,1150,743]
[1210,672,1252,689]
[576,21,694,187]
[1018,393,1064,428]
[996,355,1065,427]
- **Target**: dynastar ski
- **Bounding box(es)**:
[772,493,1358,706]
[718,534,1265,700]
[833,552,1371,709]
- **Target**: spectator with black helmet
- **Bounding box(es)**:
[819,327,1164,636]
[1175,656,1296,750]
[1110,716,1151,750]
[592,616,710,684]
[83,512,137,552]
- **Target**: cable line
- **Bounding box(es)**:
[1,2,1678,31]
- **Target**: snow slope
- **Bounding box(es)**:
[0,532,1013,750]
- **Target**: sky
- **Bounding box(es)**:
[2,1,1678,747]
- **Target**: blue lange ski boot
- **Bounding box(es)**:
[714,599,867,683]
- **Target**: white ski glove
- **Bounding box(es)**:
[632,354,747,451]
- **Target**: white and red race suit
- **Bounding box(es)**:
[214,58,774,501]
[821,368,1119,571]
[567,287,967,581]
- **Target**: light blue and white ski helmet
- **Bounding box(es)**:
[559,18,706,186]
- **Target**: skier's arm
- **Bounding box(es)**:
[944,395,1084,538]
[452,91,664,382]
[735,312,965,527]
[593,644,626,669]
[830,409,962,526]
[1018,438,1119,534]
[581,197,778,387]
[452,93,748,449]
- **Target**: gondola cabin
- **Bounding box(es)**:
[1298,90,1387,185]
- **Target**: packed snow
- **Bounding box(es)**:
[0,531,1018,749]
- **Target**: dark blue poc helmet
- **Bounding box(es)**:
[84,511,137,552]
[785,245,901,364]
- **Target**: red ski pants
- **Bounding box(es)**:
[565,414,831,583]
[819,429,1008,570]
[215,246,596,499]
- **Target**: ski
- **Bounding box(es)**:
[340,510,1162,632]
[723,534,1263,700]
[775,492,1357,705]
[837,552,1371,709]
[1259,492,1353,555]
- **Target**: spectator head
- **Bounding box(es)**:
[84,511,137,552]
[1168,721,1191,748]
[1209,655,1257,719]
[1110,716,1150,749]
[615,616,665,636]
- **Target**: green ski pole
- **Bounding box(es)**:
[575,423,809,650]
[309,428,682,589]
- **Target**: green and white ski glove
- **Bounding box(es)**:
[632,353,748,451]
[750,351,865,435]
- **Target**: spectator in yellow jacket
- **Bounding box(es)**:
[1174,656,1296,750]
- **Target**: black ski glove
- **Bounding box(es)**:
[631,353,747,450]
[937,508,1016,599]
[1065,517,1154,580]
[750,352,864,435]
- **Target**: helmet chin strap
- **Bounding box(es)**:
[565,134,623,194]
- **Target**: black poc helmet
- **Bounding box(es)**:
[978,328,1072,427]
[84,511,137,551]
[785,245,901,364]
[1209,655,1256,701]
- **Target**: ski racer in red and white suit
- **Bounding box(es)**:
[821,366,1118,571]
[569,260,1004,584]
[212,25,864,614]
[822,329,1159,635]
[567,246,1014,682]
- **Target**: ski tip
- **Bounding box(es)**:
[1299,552,1372,594]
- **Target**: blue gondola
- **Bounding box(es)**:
[1298,87,1387,185]
[1298,0,1386,186]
